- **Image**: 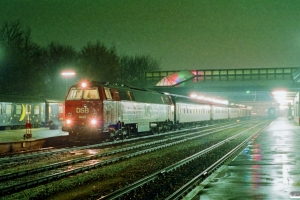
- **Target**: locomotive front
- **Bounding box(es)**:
[62,82,104,141]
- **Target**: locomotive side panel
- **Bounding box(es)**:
[119,101,170,132]
[103,100,119,128]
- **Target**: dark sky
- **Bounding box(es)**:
[1,0,300,71]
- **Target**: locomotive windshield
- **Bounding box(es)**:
[67,88,83,100]
[67,87,100,100]
[83,88,100,99]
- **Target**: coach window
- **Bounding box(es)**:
[67,88,83,100]
[6,104,12,115]
[0,104,1,114]
[41,105,45,115]
[16,104,22,115]
[34,105,40,114]
[26,105,31,114]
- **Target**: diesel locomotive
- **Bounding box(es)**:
[62,81,251,141]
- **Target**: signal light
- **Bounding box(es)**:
[66,119,71,124]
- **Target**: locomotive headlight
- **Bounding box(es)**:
[91,119,97,125]
[81,82,87,88]
[66,119,72,124]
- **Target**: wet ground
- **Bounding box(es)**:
[186,117,300,200]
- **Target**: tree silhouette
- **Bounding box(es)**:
[0,21,44,95]
[79,41,119,83]
[43,42,78,97]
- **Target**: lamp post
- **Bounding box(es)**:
[61,71,75,94]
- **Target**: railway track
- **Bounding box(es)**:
[0,119,265,199]
[0,120,242,166]
[100,121,269,199]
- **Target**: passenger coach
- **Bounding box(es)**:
[0,95,64,130]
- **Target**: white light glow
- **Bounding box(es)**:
[81,82,87,88]
[91,119,97,125]
[190,94,197,98]
[279,105,288,110]
[189,93,228,105]
[61,71,76,76]
[272,90,287,104]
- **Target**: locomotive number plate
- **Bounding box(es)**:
[76,108,89,113]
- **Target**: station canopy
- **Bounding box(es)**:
[155,70,194,86]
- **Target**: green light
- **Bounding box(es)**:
[246,91,250,94]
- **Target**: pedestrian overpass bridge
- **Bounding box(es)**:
[144,67,300,102]
[143,67,300,117]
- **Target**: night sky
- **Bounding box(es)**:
[1,0,300,71]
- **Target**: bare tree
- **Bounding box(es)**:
[0,21,44,95]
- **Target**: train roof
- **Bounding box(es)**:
[70,81,232,106]
[74,81,168,95]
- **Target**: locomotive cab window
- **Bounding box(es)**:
[67,88,83,100]
[127,91,135,101]
[83,87,100,100]
[104,87,112,100]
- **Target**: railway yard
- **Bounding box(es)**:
[0,117,280,200]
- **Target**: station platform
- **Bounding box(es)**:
[0,127,68,143]
[186,117,300,199]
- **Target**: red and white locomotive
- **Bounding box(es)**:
[62,81,251,141]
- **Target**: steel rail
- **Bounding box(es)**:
[0,121,250,195]
[166,122,270,199]
[0,122,243,182]
[98,121,268,200]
